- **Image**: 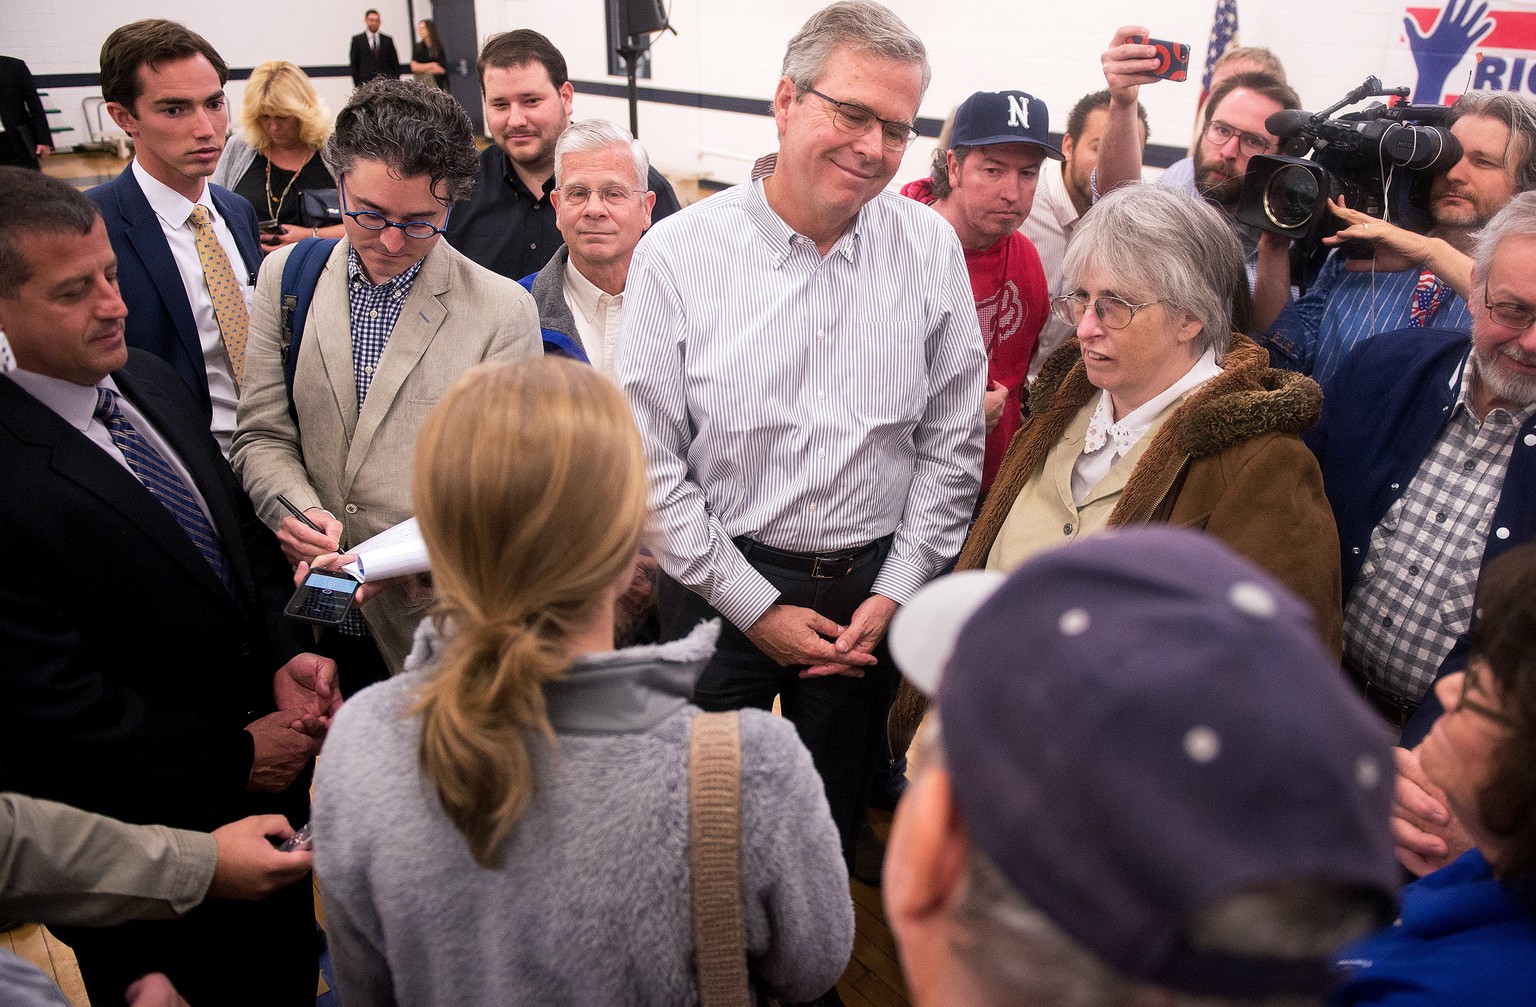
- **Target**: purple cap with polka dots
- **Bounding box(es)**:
[890,527,1400,997]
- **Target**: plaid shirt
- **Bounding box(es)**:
[336,248,425,635]
[1343,354,1536,703]
[347,248,425,405]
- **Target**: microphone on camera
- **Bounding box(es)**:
[1265,109,1315,139]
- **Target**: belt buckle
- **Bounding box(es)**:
[810,555,851,579]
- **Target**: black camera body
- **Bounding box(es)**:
[1235,77,1462,286]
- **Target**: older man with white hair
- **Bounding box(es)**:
[520,120,656,375]
[618,1,985,889]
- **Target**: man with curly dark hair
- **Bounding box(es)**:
[232,79,541,688]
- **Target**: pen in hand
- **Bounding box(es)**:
[276,494,326,535]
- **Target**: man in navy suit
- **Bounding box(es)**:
[88,20,262,455]
[0,166,336,1006]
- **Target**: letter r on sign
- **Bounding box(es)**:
[1007,95,1030,128]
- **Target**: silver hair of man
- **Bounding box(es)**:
[780,0,931,98]
[949,851,1384,1007]
[554,119,651,192]
[1447,90,1536,196]
[1063,185,1245,359]
[1472,190,1536,282]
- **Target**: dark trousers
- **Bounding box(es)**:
[658,537,895,870]
[316,625,391,697]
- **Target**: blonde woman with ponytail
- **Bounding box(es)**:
[311,358,853,1005]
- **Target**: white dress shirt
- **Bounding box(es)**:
[131,159,254,456]
[1019,158,1083,380]
[563,261,624,379]
[7,367,218,528]
[1071,346,1222,504]
[617,154,986,630]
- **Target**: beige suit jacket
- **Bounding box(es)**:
[233,238,541,671]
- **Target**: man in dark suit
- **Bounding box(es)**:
[0,166,338,1007]
[349,9,402,87]
[87,20,262,455]
[0,55,53,169]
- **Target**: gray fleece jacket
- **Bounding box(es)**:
[313,619,853,1006]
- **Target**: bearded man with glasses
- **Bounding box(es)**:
[232,78,540,686]
[1096,26,1300,294]
[617,1,984,921]
[951,183,1342,656]
[1309,191,1536,751]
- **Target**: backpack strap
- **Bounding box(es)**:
[279,237,339,423]
[689,709,751,1007]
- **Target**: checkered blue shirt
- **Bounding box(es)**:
[337,248,424,636]
[1343,353,1536,703]
[347,248,425,405]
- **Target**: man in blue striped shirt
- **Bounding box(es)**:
[1259,91,1536,385]
[617,1,985,885]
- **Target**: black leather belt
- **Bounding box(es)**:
[1343,660,1418,729]
[733,535,886,580]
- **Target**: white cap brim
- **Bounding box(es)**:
[888,570,1006,697]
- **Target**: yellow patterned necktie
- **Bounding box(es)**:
[187,204,250,390]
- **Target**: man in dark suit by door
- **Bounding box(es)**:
[350,9,402,87]
[0,55,53,169]
[0,165,338,1007]
[87,20,263,456]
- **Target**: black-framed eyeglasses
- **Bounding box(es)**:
[804,88,918,151]
[339,175,451,239]
[557,184,643,207]
[1051,292,1164,330]
[1456,660,1516,728]
[1483,290,1536,331]
[1204,119,1274,157]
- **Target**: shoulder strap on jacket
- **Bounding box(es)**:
[279,237,339,423]
[689,709,751,1007]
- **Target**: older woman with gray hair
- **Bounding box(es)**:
[956,184,1342,652]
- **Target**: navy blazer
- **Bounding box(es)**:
[86,166,263,420]
[1306,328,1536,743]
[0,350,307,830]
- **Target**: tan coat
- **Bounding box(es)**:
[961,333,1343,655]
[232,238,541,671]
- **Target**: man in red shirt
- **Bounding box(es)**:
[902,90,1054,496]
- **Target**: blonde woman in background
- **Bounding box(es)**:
[212,60,343,249]
[311,358,853,1005]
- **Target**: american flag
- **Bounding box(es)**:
[1199,0,1241,105]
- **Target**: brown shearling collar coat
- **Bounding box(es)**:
[958,333,1343,655]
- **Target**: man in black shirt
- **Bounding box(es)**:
[445,30,680,281]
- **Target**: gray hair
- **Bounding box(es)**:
[780,1,930,98]
[553,119,650,191]
[1063,185,1244,357]
[1472,190,1536,284]
[1447,90,1536,196]
[322,78,480,204]
[950,851,1384,1007]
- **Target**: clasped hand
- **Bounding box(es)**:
[245,652,341,793]
[745,594,898,679]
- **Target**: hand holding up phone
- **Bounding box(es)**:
[1103,26,1187,102]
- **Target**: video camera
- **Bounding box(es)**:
[1235,77,1462,286]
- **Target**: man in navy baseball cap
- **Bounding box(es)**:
[882,527,1400,1007]
[900,90,1062,496]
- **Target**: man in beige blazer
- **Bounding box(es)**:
[234,79,540,687]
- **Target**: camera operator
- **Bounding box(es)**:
[1095,26,1299,292]
[1257,91,1536,383]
